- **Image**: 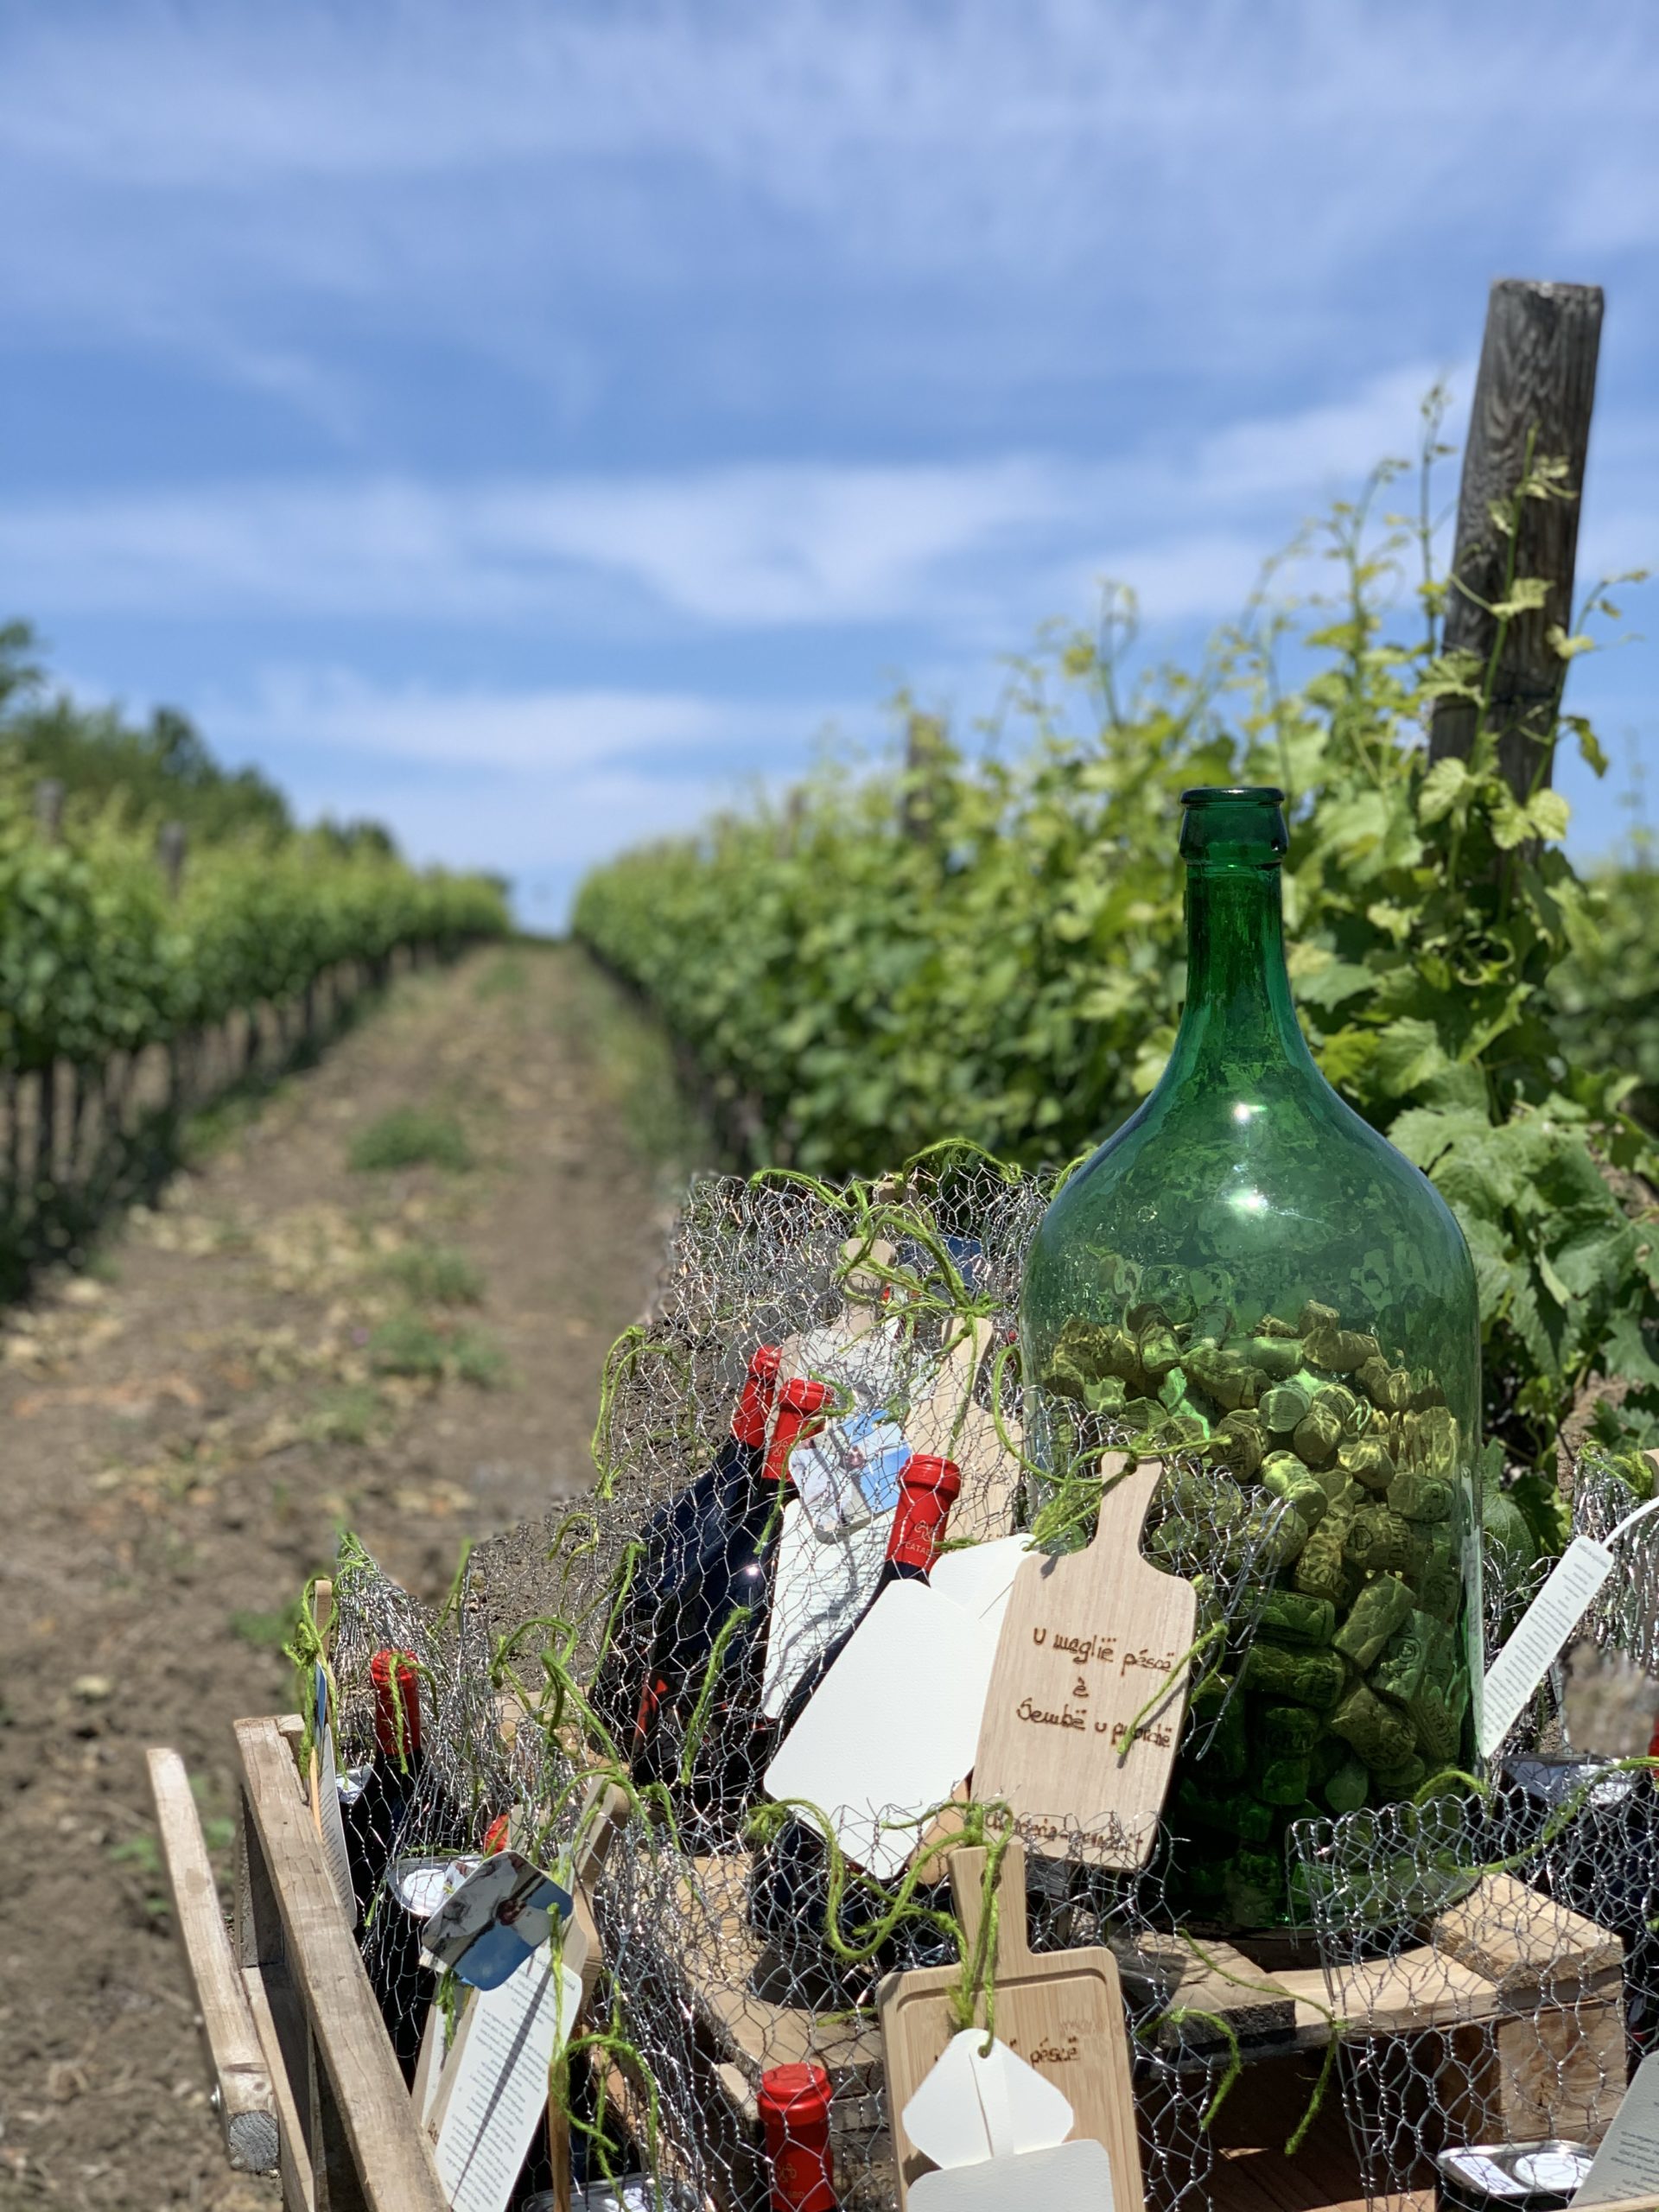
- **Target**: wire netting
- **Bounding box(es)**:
[306,1158,1659,2212]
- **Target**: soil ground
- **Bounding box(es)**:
[0,943,706,2211]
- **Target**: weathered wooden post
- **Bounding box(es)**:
[1427,278,1604,802]
[158,819,188,899]
[33,777,64,840]
[900,708,950,844]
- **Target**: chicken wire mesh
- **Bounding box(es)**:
[299,1157,1659,2212]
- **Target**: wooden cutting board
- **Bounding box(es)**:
[877,1840,1143,2212]
[971,1456,1194,1870]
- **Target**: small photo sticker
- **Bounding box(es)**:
[420,1849,574,1991]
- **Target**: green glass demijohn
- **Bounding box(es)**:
[1020,787,1483,1931]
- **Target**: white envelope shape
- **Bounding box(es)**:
[902,2030,1075,2170]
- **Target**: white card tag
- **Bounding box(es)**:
[1479,1535,1615,1756]
[312,1667,356,1926]
[791,1409,912,1535]
[433,1952,582,2212]
[761,1576,1001,1879]
[928,1535,1033,1635]
[901,2031,1075,2170]
[910,2139,1113,2212]
[1572,2048,1659,2204]
[761,1500,893,1719]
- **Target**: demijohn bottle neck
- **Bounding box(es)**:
[1163,788,1318,1084]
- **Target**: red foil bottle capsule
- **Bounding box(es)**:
[758,2063,837,2212]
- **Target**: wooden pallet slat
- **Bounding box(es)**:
[147,1745,282,2176]
[233,1712,449,2212]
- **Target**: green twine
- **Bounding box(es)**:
[1117,1618,1227,1760]
[676,1605,757,1783]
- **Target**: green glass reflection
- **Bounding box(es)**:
[1020,787,1483,1930]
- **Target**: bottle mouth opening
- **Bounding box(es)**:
[1179,785,1288,866]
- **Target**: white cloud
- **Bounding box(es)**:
[0,364,1496,634]
[3,0,1656,407]
[203,666,827,774]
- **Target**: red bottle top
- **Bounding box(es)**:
[758,2062,837,2212]
[370,1649,422,1764]
[886,1454,962,1575]
[732,1344,785,1449]
[762,1375,836,1485]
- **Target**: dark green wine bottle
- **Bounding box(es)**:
[1020,786,1483,1929]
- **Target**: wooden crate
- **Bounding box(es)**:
[152,1722,1657,2212]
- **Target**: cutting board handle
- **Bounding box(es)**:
[1086,1456,1166,1557]
[946,1840,1032,1976]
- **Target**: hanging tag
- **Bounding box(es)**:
[310,1664,357,1925]
[433,1950,582,2212]
[1571,2048,1659,2204]
[910,2139,1114,2212]
[1479,1535,1615,1757]
[899,2030,1075,2171]
[421,1850,575,1992]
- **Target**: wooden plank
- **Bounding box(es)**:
[1428,1871,1624,2006]
[1441,1985,1629,2147]
[242,1962,317,2212]
[1110,1928,1296,2054]
[1271,1947,1497,2035]
[147,1745,281,2176]
[678,1853,884,2085]
[235,1713,448,2212]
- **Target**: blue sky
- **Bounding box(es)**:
[3,0,1656,921]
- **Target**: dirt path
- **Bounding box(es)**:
[0,943,702,2211]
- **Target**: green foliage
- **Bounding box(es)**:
[348,1104,474,1173]
[3,621,293,842]
[230,1600,303,1650]
[0,622,508,1084]
[382,1240,486,1305]
[368,1308,505,1386]
[576,397,1657,1496]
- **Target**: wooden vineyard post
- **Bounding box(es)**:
[1428,277,1604,803]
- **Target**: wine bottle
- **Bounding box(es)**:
[589,1344,783,1748]
[749,1456,963,2000]
[340,1648,433,2079]
[630,1371,834,1829]
[759,2063,839,2212]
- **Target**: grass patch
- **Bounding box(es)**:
[230,1599,302,1651]
[381,1241,485,1306]
[474,950,531,1000]
[452,1326,509,1388]
[349,1103,473,1173]
[562,954,713,1174]
[368,1311,506,1387]
[304,1384,388,1446]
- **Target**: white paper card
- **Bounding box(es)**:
[1480,1535,1615,1756]
[762,1501,893,1719]
[1572,2047,1659,2204]
[433,1951,582,2212]
[929,1537,1033,1637]
[910,2138,1114,2212]
[762,1578,1001,1880]
[902,2031,1075,2170]
[413,1997,458,2131]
